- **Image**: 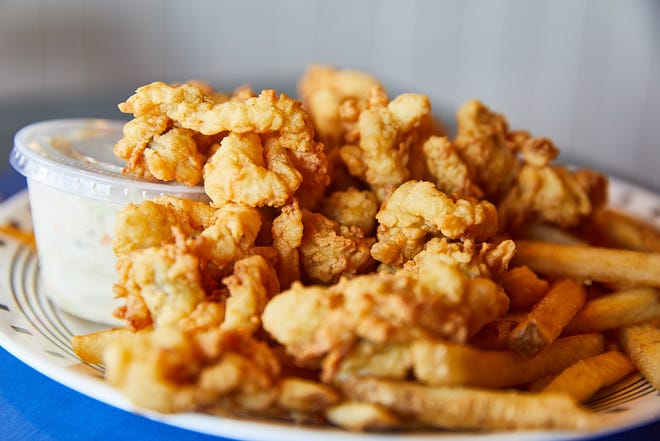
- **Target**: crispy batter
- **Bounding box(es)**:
[418,135,483,199]
[371,180,499,265]
[339,87,431,200]
[321,187,379,236]
[104,328,280,414]
[189,202,262,268]
[221,255,280,334]
[498,164,607,229]
[203,132,303,207]
[453,100,520,201]
[271,199,303,289]
[404,237,516,279]
[298,64,382,148]
[114,236,206,330]
[299,210,375,284]
[114,196,214,255]
[120,82,329,206]
[262,261,505,362]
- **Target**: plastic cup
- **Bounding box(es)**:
[9,119,209,325]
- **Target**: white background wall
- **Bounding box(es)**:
[1,0,658,191]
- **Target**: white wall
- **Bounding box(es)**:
[1,0,658,190]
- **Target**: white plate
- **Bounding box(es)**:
[0,179,659,441]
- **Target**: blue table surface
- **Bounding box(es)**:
[0,167,658,441]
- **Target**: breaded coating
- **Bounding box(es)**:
[299,210,375,284]
[190,202,262,268]
[299,64,382,148]
[404,237,516,279]
[371,181,499,265]
[119,83,329,206]
[113,114,171,180]
[140,127,206,185]
[203,132,303,207]
[104,328,281,413]
[262,261,506,363]
[498,164,607,229]
[321,187,379,236]
[419,136,483,199]
[221,255,280,334]
[114,196,215,255]
[339,87,431,200]
[271,199,303,289]
[454,100,520,200]
[115,238,206,329]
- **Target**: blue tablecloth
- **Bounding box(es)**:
[0,168,658,441]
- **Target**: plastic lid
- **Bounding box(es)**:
[10,118,208,203]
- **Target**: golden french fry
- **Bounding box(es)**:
[513,240,660,287]
[71,327,135,364]
[323,341,411,383]
[619,323,660,390]
[276,377,339,412]
[325,401,401,431]
[496,265,550,311]
[542,350,636,403]
[0,224,36,249]
[508,279,587,358]
[563,288,660,335]
[412,333,604,388]
[515,222,586,245]
[468,315,521,350]
[340,377,593,431]
[586,209,660,253]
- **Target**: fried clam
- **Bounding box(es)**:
[298,64,382,148]
[416,135,483,199]
[103,327,281,414]
[113,196,215,256]
[262,260,508,364]
[299,209,376,285]
[119,82,329,208]
[113,199,263,330]
[370,180,499,266]
[403,237,516,280]
[320,187,379,236]
[114,234,208,330]
[339,85,431,200]
[114,81,228,186]
[271,199,304,290]
[453,99,521,201]
[499,165,607,230]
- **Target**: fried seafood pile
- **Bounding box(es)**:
[71,65,660,433]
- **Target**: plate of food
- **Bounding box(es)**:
[1,65,659,440]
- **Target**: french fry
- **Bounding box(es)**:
[340,377,593,431]
[323,341,411,383]
[585,209,660,253]
[508,279,587,358]
[619,324,660,390]
[325,401,401,431]
[469,315,522,350]
[495,265,549,311]
[411,333,604,388]
[276,377,339,412]
[513,240,660,287]
[515,222,586,245]
[71,327,136,364]
[563,288,660,335]
[542,350,636,403]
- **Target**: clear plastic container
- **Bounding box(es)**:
[10,119,209,325]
